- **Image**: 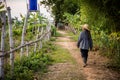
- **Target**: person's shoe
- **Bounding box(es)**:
[83,64,87,67]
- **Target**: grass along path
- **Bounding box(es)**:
[40,30,120,80]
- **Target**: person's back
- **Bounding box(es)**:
[77,24,93,67]
[78,30,92,49]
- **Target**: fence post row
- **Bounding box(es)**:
[0,23,51,79]
[0,1,52,79]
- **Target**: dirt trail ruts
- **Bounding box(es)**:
[40,30,120,80]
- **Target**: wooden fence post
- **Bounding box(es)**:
[34,42,37,53]
[7,7,14,76]
[21,11,29,58]
[38,4,43,50]
[0,11,6,80]
[46,25,50,40]
[49,24,51,39]
[39,41,42,49]
[44,26,48,41]
[34,26,39,53]
[26,42,29,56]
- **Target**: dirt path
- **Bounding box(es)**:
[41,31,120,80]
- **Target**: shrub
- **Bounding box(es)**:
[5,41,54,80]
[13,29,22,36]
[51,25,57,36]
[5,65,33,80]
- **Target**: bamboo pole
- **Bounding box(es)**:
[34,40,37,53]
[20,11,29,58]
[38,4,43,50]
[26,42,29,56]
[39,41,42,49]
[0,11,6,80]
[34,26,39,53]
[46,25,50,40]
[39,28,43,49]
[7,7,14,76]
[45,26,48,40]
[44,26,48,41]
[49,23,51,39]
[40,27,44,48]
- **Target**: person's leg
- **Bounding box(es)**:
[80,49,88,67]
[84,50,88,64]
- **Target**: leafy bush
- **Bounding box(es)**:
[93,31,120,69]
[5,65,33,80]
[13,29,22,36]
[5,42,54,80]
[51,25,57,36]
[25,32,34,41]
[64,12,81,31]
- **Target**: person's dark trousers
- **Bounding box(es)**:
[80,49,88,64]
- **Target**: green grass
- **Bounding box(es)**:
[50,45,76,64]
[55,30,79,41]
[66,31,79,41]
[50,31,77,64]
[55,31,64,37]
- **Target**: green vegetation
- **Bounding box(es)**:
[79,0,120,69]
[51,25,57,36]
[5,37,76,80]
[63,12,81,31]
[5,41,54,80]
[0,10,55,79]
[50,45,76,64]
[41,0,120,69]
[0,0,120,79]
[66,31,80,41]
[55,31,64,37]
[41,0,79,25]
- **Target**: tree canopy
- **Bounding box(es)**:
[41,0,120,31]
[41,0,80,25]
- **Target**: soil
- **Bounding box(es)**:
[40,30,120,80]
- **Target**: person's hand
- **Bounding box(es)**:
[90,48,92,51]
[77,44,79,48]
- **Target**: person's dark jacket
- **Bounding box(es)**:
[77,30,93,50]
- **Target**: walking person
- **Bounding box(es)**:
[77,24,93,67]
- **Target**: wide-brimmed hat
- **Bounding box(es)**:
[82,24,90,31]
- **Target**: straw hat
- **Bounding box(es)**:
[82,24,90,31]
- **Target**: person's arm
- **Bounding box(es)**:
[89,33,93,50]
[77,32,83,48]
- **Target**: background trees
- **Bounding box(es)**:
[41,0,120,69]
[41,0,79,26]
[41,0,120,32]
[80,0,120,32]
